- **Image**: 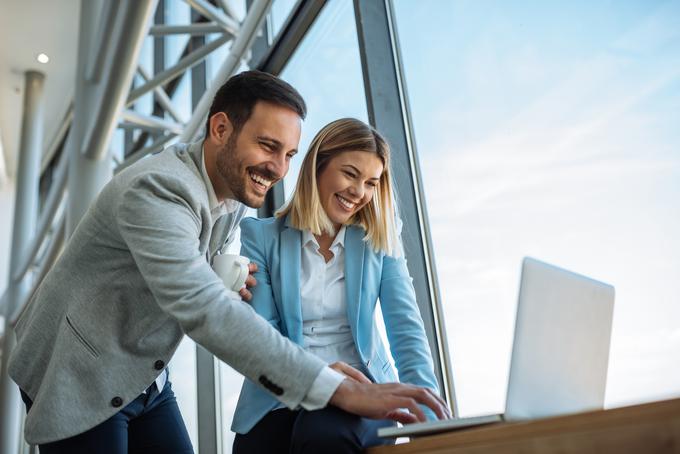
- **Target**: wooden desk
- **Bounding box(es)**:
[368,398,680,454]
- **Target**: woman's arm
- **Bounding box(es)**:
[239,217,282,331]
[379,251,441,418]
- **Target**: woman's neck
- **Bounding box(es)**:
[314,232,335,251]
[314,224,341,261]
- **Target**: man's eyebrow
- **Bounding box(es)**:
[342,164,380,180]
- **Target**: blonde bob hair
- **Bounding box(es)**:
[276,118,399,256]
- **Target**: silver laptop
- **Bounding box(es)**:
[378,257,615,438]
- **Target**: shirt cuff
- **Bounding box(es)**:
[299,366,346,411]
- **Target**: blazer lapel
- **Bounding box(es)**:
[280,217,304,345]
[209,217,229,258]
[344,226,365,335]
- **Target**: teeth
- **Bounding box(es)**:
[250,172,272,188]
[336,195,356,210]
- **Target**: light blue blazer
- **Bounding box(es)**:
[231,215,439,434]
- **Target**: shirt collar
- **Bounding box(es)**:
[201,145,239,215]
[303,226,346,251]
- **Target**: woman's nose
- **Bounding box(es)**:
[349,182,364,199]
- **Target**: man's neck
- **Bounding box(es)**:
[202,140,232,203]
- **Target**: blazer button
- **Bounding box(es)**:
[154,360,165,370]
[111,396,123,408]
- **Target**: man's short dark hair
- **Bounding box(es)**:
[205,70,307,136]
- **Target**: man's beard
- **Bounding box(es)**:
[215,133,276,208]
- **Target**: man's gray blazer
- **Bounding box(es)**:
[8,141,326,444]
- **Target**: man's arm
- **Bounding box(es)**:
[116,173,326,409]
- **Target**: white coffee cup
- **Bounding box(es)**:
[212,254,250,292]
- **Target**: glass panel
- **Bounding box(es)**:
[279,0,368,199]
[393,0,680,416]
[219,362,245,453]
[269,0,298,40]
[169,337,198,449]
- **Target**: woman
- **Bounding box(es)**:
[232,118,440,453]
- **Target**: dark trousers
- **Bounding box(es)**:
[233,406,396,454]
[20,380,193,454]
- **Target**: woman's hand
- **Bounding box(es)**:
[330,380,451,423]
[238,262,258,301]
[329,361,371,384]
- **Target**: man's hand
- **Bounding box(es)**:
[238,262,258,301]
[329,379,451,424]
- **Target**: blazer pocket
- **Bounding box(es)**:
[65,315,100,358]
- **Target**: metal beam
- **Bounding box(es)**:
[216,0,240,22]
[183,0,240,36]
[137,66,186,124]
[41,104,73,174]
[190,13,220,452]
[0,70,45,454]
[0,291,6,317]
[81,0,158,160]
[13,153,67,282]
[126,33,231,106]
[353,0,457,415]
[120,110,184,135]
[255,0,327,74]
[67,0,113,235]
[149,23,224,36]
[180,0,273,143]
[86,0,117,83]
[117,134,175,172]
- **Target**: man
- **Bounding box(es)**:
[8,71,448,452]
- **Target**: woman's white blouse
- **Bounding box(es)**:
[300,227,364,370]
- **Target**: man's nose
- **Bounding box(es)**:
[266,154,287,179]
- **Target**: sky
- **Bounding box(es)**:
[392,0,680,415]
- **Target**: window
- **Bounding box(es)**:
[393,0,680,416]
[269,0,298,40]
[278,0,368,199]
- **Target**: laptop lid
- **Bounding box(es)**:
[504,257,615,421]
[378,257,615,438]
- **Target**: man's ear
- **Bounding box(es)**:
[208,112,233,144]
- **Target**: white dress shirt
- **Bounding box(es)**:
[300,228,364,370]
